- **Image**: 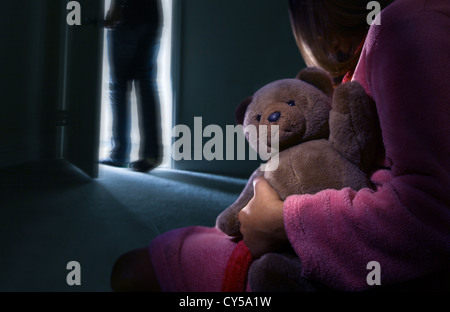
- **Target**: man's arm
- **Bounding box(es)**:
[105,0,121,28]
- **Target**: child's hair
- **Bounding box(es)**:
[288,0,395,84]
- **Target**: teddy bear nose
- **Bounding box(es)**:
[268,112,281,122]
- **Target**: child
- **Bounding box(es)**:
[111,0,450,291]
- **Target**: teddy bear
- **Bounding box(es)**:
[216,67,381,291]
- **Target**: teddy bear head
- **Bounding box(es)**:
[235,67,335,153]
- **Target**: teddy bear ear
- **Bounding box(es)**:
[296,67,334,97]
[235,97,253,125]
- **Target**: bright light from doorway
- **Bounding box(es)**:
[99,0,173,168]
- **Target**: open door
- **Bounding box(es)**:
[61,0,105,178]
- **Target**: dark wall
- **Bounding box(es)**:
[0,0,305,179]
[0,0,64,169]
[172,0,305,178]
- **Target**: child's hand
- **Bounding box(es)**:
[238,177,288,258]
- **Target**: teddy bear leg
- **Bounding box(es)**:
[329,81,381,171]
[216,168,263,237]
[248,252,331,292]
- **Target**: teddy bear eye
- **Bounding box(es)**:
[256,114,262,122]
[287,100,296,106]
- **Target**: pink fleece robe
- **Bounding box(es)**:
[149,0,450,291]
[284,0,450,290]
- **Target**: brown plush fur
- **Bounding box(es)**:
[216,67,381,291]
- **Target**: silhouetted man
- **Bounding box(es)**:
[101,0,163,173]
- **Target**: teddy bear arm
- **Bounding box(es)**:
[216,167,263,237]
[329,81,381,171]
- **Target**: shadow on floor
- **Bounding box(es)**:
[0,159,244,292]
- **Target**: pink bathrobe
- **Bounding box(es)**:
[149,0,450,291]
